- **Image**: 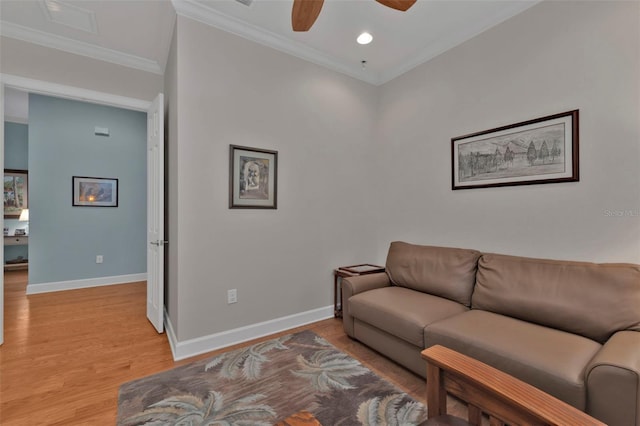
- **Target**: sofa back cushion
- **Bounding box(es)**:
[385,242,481,307]
[473,253,640,343]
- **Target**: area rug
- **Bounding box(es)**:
[117,330,427,425]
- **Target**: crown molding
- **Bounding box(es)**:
[0,1,541,86]
[0,21,163,75]
[171,0,378,85]
[173,0,541,87]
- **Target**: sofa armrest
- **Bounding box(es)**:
[422,345,605,425]
[341,272,391,337]
[586,330,640,426]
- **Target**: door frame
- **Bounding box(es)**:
[0,74,154,345]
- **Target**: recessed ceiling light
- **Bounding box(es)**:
[357,32,373,45]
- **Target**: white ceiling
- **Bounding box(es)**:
[0,0,540,87]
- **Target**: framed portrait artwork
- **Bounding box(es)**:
[452,110,579,190]
[72,176,119,207]
[4,169,28,218]
[229,145,278,209]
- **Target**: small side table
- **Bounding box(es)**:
[333,264,385,318]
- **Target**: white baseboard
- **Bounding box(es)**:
[165,305,334,361]
[26,273,148,294]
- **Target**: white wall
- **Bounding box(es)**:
[171,17,379,340]
[375,0,640,263]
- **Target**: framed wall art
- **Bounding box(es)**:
[229,145,278,209]
[4,169,28,218]
[452,110,579,190]
[72,176,119,207]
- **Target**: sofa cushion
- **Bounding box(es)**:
[425,310,602,410]
[349,286,468,347]
[385,242,481,306]
[473,253,640,343]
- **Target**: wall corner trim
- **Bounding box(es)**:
[164,307,179,360]
[26,273,147,294]
[166,305,334,361]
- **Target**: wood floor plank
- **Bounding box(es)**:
[0,270,436,425]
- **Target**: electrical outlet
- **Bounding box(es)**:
[227,289,237,304]
[96,255,103,264]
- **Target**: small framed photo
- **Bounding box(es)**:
[72,176,118,207]
[229,145,278,209]
[4,169,28,218]
[452,110,579,190]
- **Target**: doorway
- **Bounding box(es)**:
[3,88,30,315]
[0,74,162,345]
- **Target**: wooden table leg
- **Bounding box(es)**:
[333,272,342,318]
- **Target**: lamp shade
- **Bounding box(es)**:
[18,209,29,221]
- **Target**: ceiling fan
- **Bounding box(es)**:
[292,0,417,31]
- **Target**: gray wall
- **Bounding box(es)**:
[375,0,640,263]
[168,16,379,340]
[0,37,163,102]
[28,94,147,285]
[164,26,179,329]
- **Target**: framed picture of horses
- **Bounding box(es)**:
[452,110,579,190]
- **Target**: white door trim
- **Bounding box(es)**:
[1,74,150,111]
[146,93,165,333]
[0,74,153,345]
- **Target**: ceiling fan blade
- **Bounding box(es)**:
[292,0,324,32]
[375,0,416,12]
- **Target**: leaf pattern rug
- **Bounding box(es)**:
[117,330,427,425]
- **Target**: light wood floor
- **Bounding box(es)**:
[0,271,437,425]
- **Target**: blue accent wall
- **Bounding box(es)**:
[28,94,147,284]
[5,122,28,170]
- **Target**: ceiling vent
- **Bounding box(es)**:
[40,0,98,34]
[235,0,253,6]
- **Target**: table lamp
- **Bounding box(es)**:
[18,208,29,235]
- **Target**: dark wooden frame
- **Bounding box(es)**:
[421,345,605,425]
[72,176,119,207]
[4,169,28,218]
[229,145,278,209]
[452,110,579,190]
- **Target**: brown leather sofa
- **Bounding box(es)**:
[342,241,640,426]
